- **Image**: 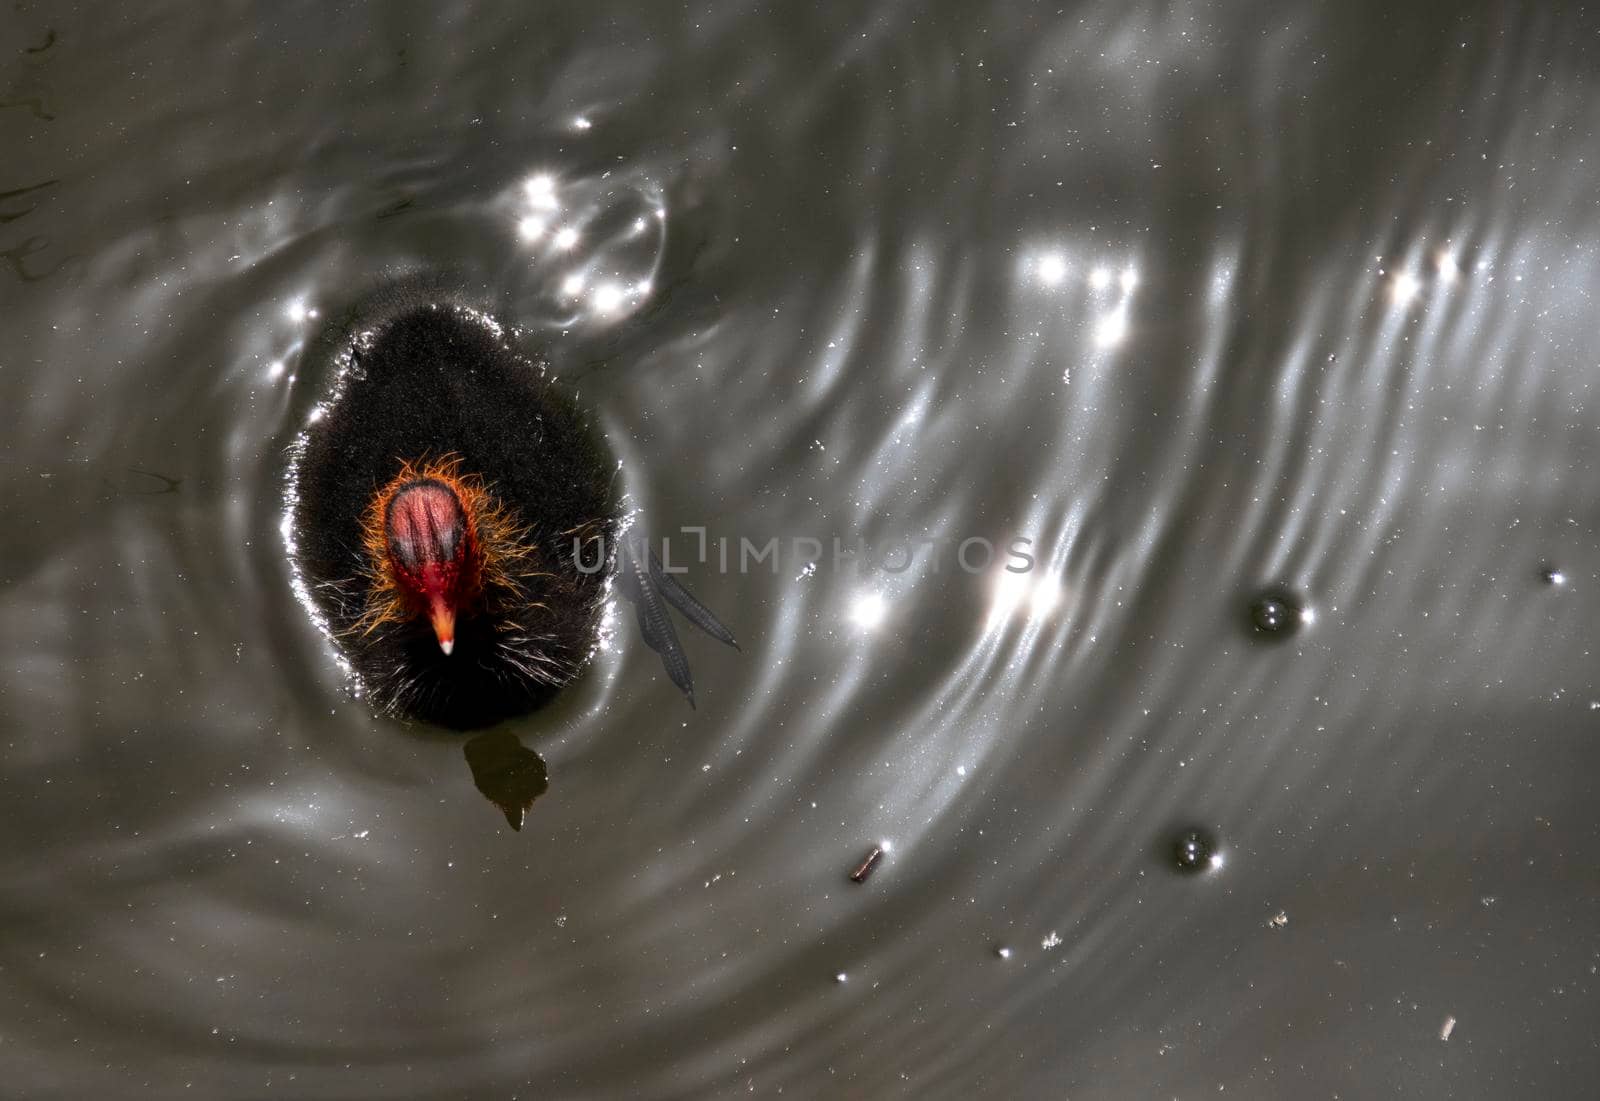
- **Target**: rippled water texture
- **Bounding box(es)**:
[4,2,1599,1097]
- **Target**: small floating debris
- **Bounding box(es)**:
[834,971,848,984]
[995,945,1013,960]
[1440,1015,1457,1042]
[1540,565,1566,586]
[1041,931,1061,950]
[849,845,884,883]
[1268,910,1288,929]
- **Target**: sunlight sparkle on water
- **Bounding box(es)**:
[1390,270,1421,305]
[524,174,559,210]
[591,281,626,314]
[849,591,887,629]
[518,215,548,242]
[1094,307,1129,348]
[990,570,1063,622]
[1037,253,1068,287]
[553,226,581,251]
[1029,577,1062,617]
[1089,267,1112,291]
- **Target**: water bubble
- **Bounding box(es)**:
[1172,827,1220,874]
[1248,590,1305,637]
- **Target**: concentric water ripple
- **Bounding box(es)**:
[3,2,1599,1097]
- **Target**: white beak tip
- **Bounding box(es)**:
[439,639,454,656]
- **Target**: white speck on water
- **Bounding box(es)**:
[834,972,848,984]
[1041,931,1061,950]
[996,946,1012,959]
[1440,1016,1457,1041]
[555,914,567,928]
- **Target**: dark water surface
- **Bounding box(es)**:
[4,2,1600,1097]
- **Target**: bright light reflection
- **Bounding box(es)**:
[553,226,581,251]
[267,359,285,380]
[1089,267,1112,291]
[591,281,626,314]
[571,116,592,132]
[1437,251,1458,283]
[849,591,887,629]
[517,215,548,242]
[990,571,1063,622]
[1391,271,1421,305]
[524,174,559,210]
[560,272,586,297]
[1037,253,1068,287]
[1094,308,1128,348]
[991,570,1029,619]
[1029,577,1062,618]
[286,299,309,323]
[1120,267,1139,292]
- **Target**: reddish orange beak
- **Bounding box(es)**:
[429,597,456,656]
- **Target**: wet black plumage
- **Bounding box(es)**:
[288,289,620,728]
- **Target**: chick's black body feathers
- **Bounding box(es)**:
[290,293,619,728]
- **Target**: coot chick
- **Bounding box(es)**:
[287,291,620,728]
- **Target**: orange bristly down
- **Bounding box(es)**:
[352,454,539,654]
